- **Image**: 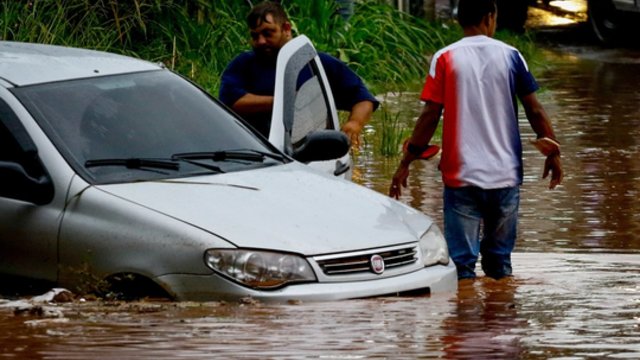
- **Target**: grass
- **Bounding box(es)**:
[374,105,410,157]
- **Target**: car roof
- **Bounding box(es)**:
[0,41,162,87]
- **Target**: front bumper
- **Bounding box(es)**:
[156,261,457,303]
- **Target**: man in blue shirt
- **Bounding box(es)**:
[219,0,379,144]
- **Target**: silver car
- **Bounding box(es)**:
[0,38,457,302]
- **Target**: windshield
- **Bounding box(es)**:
[13,70,285,184]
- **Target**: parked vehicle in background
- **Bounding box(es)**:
[588,0,640,44]
[0,38,457,302]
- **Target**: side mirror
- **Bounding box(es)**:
[0,161,54,205]
[292,130,350,163]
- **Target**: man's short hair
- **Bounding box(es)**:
[247,1,290,29]
[457,0,497,28]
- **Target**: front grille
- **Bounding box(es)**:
[315,246,418,276]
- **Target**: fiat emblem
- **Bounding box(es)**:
[370,254,385,274]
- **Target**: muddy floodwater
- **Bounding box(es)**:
[1,253,639,359]
[2,40,640,360]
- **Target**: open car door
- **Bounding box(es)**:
[269,35,352,179]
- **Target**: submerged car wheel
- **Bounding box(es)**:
[105,273,172,301]
[588,0,621,44]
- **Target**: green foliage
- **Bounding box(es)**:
[1,1,127,49]
[286,0,345,48]
[283,0,463,94]
[0,0,468,95]
[337,2,461,93]
[374,106,409,157]
[0,0,251,93]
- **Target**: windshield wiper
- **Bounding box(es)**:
[85,158,180,171]
[172,149,288,163]
[172,157,224,173]
[85,157,225,174]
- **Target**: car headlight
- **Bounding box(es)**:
[419,224,450,266]
[204,249,316,289]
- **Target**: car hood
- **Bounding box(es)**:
[95,163,432,256]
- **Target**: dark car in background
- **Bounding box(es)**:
[450,0,640,45]
[588,0,640,44]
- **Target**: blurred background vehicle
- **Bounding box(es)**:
[587,0,640,44]
[396,0,640,45]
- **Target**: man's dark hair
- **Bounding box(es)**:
[457,0,497,28]
[247,1,289,29]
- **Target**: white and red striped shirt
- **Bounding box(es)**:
[421,35,539,189]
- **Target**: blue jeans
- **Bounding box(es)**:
[443,186,520,280]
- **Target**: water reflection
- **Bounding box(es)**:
[515,253,640,359]
[0,295,456,359]
[442,278,525,359]
[526,0,588,28]
[548,0,586,13]
[530,50,640,251]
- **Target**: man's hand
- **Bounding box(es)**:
[389,161,411,199]
[343,101,374,147]
[389,102,442,199]
[543,154,563,189]
[341,120,364,147]
[531,137,560,157]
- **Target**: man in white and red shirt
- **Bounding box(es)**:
[390,0,562,280]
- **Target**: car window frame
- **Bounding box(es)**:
[268,35,351,178]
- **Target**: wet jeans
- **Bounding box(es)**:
[443,186,520,280]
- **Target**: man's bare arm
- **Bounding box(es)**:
[407,101,443,151]
[389,101,443,199]
[521,92,557,140]
[231,93,274,116]
[341,100,374,146]
[520,92,563,189]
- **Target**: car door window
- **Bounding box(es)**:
[269,36,341,154]
[0,98,41,176]
[269,35,351,179]
[0,116,21,163]
[291,73,331,146]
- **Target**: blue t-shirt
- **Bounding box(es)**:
[219,50,379,136]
